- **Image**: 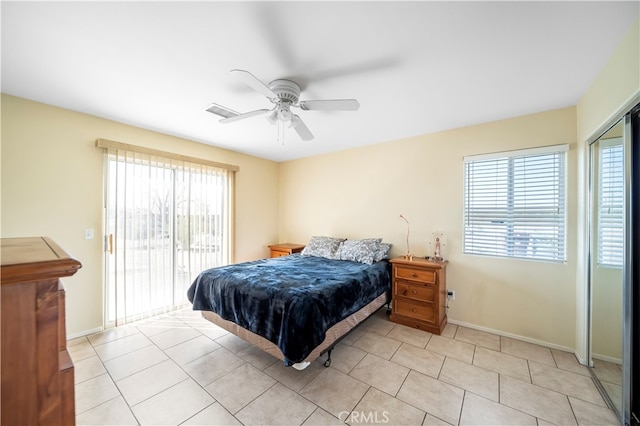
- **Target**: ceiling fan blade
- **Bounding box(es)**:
[298,99,360,111]
[231,69,277,100]
[291,114,314,141]
[220,109,271,124]
[204,103,239,119]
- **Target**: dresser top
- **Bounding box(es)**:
[389,256,448,268]
[1,237,82,285]
[268,243,305,250]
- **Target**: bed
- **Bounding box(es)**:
[187,237,392,368]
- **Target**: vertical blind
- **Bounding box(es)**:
[598,140,624,267]
[98,139,236,325]
[463,145,567,262]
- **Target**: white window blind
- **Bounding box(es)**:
[463,145,567,262]
[98,139,236,325]
[597,139,624,267]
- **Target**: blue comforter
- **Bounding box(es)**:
[187,254,391,364]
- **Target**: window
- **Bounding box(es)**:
[463,145,567,262]
[597,139,624,267]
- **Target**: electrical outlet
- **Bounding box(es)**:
[447,289,455,300]
[84,228,94,240]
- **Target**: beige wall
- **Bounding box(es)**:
[280,107,578,349]
[1,94,280,336]
[591,266,623,361]
[577,18,640,144]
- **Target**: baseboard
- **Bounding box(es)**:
[574,352,589,366]
[447,318,575,353]
[592,353,623,365]
[67,326,103,340]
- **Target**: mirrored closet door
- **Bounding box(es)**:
[588,105,639,426]
[589,118,624,416]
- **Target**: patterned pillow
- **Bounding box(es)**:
[345,238,391,262]
[373,242,392,262]
[360,238,383,244]
[338,239,379,264]
[301,236,345,259]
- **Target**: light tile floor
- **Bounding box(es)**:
[70,308,621,425]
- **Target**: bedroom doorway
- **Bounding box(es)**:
[102,146,233,327]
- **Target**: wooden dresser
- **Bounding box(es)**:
[1,237,82,426]
[389,256,448,334]
[268,243,305,258]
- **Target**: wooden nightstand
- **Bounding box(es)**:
[268,243,305,258]
[389,256,448,334]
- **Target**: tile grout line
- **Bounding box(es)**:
[176,312,319,426]
[175,316,245,425]
[136,314,241,424]
[84,316,203,422]
[566,394,580,426]
[457,390,468,426]
[82,331,143,417]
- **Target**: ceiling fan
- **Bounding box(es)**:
[205,69,360,143]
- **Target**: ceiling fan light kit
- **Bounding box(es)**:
[206,69,359,144]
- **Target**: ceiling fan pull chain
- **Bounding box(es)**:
[278,120,285,146]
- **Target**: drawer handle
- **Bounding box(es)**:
[412,308,417,313]
[412,273,418,278]
[412,289,417,294]
[403,289,408,296]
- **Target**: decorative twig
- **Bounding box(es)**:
[399,214,411,259]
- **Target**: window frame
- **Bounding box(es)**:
[596,137,624,268]
[463,144,568,263]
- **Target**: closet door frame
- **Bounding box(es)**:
[627,105,639,425]
[586,95,639,426]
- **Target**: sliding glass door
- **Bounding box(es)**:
[103,148,232,326]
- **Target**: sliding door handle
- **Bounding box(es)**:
[105,234,114,254]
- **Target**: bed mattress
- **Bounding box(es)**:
[187,254,391,364]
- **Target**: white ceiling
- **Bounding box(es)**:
[2,1,638,162]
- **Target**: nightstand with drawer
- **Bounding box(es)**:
[268,243,305,258]
[389,256,448,334]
